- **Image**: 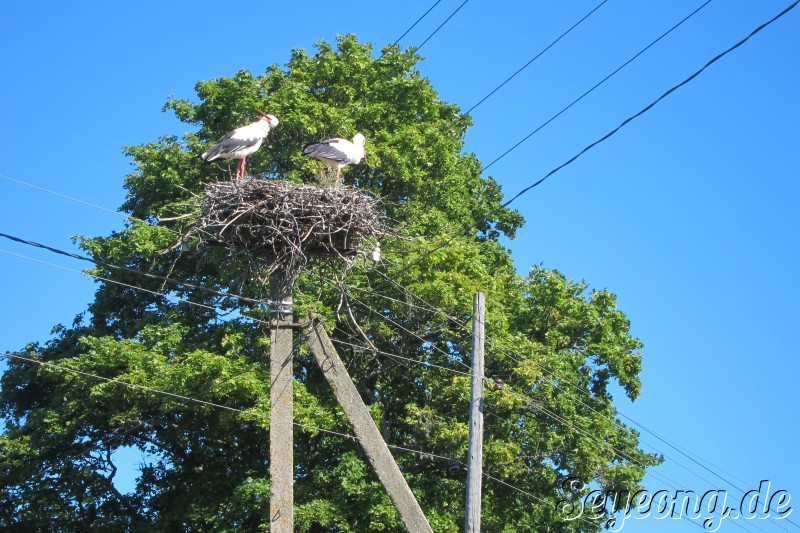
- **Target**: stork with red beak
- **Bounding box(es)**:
[200,111,279,179]
[303,133,367,186]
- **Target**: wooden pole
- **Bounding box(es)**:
[465,292,485,533]
[304,316,433,533]
[269,270,294,531]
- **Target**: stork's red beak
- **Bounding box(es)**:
[256,110,278,125]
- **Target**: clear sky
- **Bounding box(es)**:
[1,1,798,531]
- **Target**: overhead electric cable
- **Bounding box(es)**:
[0,249,223,315]
[466,0,610,114]
[414,0,471,51]
[344,290,472,371]
[357,269,796,520]
[0,231,268,306]
[0,173,129,220]
[388,0,799,279]
[2,351,264,417]
[392,0,445,45]
[331,338,471,377]
[499,0,798,205]
[481,0,712,172]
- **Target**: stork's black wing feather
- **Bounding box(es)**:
[302,139,349,162]
[200,135,261,161]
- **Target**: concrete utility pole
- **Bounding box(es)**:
[304,316,433,533]
[269,270,294,532]
[465,292,485,533]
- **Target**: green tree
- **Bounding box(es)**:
[0,35,659,531]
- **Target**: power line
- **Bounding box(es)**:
[0,350,343,444]
[0,245,684,475]
[366,269,793,516]
[480,0,712,172]
[414,0,471,52]
[0,231,270,307]
[0,235,480,383]
[0,248,224,315]
[340,328,534,444]
[3,352,263,417]
[344,289,472,371]
[2,246,486,472]
[0,174,127,219]
[499,0,799,207]
[613,411,800,531]
[392,0,445,46]
[332,329,481,426]
[331,337,471,377]
[465,0,609,114]
[496,389,766,533]
[388,0,798,280]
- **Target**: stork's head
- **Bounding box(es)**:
[256,111,280,128]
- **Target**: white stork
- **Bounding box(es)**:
[303,133,366,186]
[200,112,279,179]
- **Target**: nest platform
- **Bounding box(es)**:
[196,179,384,272]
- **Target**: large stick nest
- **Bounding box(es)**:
[194,180,385,273]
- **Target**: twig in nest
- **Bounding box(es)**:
[158,212,198,222]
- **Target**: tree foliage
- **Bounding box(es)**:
[0,35,659,531]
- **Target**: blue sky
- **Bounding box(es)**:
[1,1,798,531]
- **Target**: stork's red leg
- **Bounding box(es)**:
[236,157,247,180]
